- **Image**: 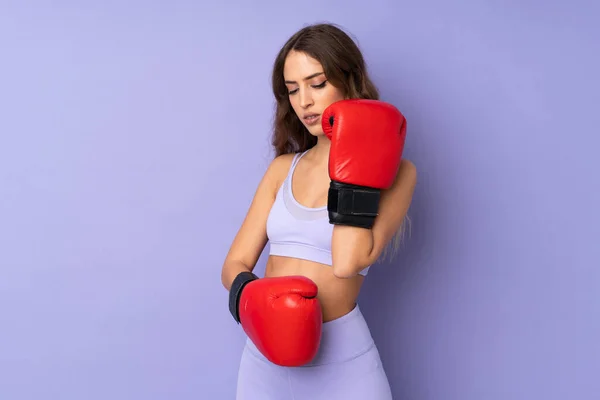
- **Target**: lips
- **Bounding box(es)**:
[303,113,320,126]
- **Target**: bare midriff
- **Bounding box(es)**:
[265,255,364,322]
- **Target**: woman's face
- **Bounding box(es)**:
[283,50,345,137]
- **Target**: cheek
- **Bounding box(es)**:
[288,95,301,113]
[322,86,345,103]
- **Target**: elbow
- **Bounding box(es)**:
[330,227,375,278]
[221,271,229,290]
[220,259,236,291]
[332,261,367,279]
[221,258,253,291]
[220,266,229,290]
[332,266,354,279]
[331,248,374,279]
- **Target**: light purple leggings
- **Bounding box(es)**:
[235,305,393,399]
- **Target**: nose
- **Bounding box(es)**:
[299,88,313,109]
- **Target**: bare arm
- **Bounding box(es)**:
[331,159,417,278]
[220,155,290,290]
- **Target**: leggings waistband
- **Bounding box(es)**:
[245,304,375,366]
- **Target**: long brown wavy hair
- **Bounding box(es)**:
[270,23,380,157]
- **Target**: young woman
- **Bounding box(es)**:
[221,23,417,399]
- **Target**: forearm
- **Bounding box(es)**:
[221,259,254,291]
[331,225,374,278]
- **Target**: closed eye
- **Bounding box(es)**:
[288,80,327,95]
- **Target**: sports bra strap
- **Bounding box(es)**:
[286,150,308,180]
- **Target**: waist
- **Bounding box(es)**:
[265,255,363,321]
[244,304,374,366]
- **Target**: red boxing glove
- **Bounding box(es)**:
[322,99,406,229]
[229,272,322,367]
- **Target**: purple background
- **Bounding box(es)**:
[1,1,598,399]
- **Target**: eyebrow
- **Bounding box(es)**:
[284,72,324,84]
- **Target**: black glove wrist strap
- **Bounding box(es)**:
[228,271,258,323]
[327,180,381,228]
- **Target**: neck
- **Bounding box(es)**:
[307,136,331,164]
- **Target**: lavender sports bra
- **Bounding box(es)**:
[266,151,371,277]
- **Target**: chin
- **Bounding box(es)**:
[306,127,324,137]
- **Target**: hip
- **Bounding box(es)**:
[237,305,392,399]
[244,304,375,366]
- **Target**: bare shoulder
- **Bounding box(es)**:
[269,152,296,173]
[265,153,296,193]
